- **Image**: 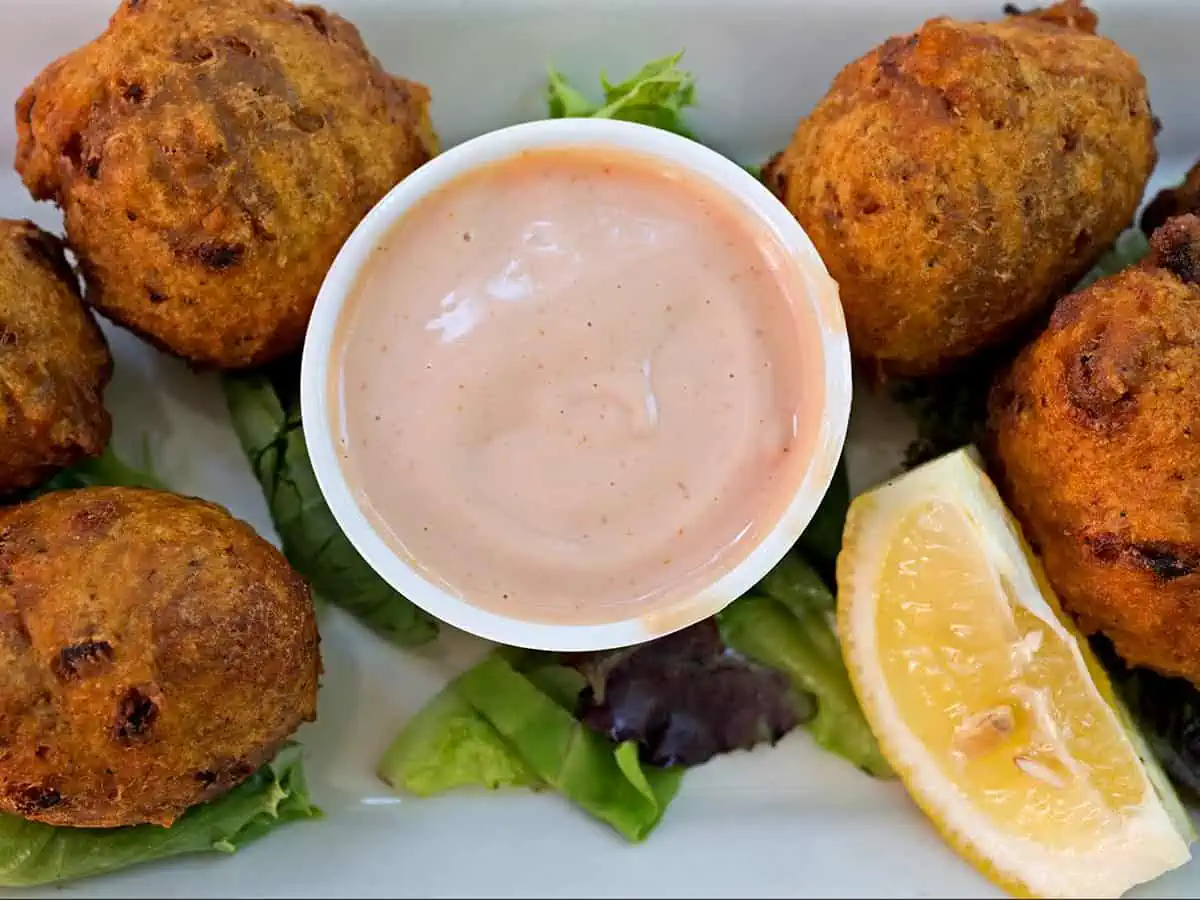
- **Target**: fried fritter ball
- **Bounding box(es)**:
[0,220,110,492]
[0,488,320,828]
[15,0,437,369]
[1142,158,1200,235]
[764,0,1157,378]
[988,215,1200,684]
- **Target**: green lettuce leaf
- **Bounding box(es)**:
[27,442,164,496]
[378,687,539,796]
[548,52,696,137]
[379,654,682,841]
[0,751,319,888]
[795,456,850,578]
[720,556,890,777]
[1074,228,1151,292]
[1094,637,1200,806]
[221,367,438,647]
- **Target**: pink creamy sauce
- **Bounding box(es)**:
[332,147,824,625]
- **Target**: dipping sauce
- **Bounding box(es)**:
[332,146,825,625]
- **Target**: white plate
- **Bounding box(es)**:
[4,1,1197,897]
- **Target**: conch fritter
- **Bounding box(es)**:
[16,0,437,369]
[764,0,1156,378]
[988,215,1200,684]
[0,488,320,828]
[0,220,110,493]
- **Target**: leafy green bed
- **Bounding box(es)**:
[0,752,317,888]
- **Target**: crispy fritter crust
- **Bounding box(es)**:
[0,220,111,492]
[1142,158,1200,236]
[0,488,320,827]
[764,0,1156,378]
[988,215,1200,684]
[15,0,437,369]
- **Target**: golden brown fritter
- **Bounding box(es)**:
[764,0,1157,379]
[0,220,111,492]
[0,487,320,828]
[15,0,437,370]
[988,214,1200,684]
[1142,158,1200,235]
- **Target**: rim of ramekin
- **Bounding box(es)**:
[300,117,851,652]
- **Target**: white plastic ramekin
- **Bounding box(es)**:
[300,117,851,652]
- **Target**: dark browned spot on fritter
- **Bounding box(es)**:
[10,579,45,611]
[87,155,105,185]
[1061,130,1078,152]
[242,206,277,243]
[1149,214,1200,284]
[122,82,145,103]
[1065,346,1134,426]
[1084,533,1199,581]
[194,241,245,271]
[61,133,83,170]
[71,500,120,537]
[291,109,325,133]
[34,745,49,760]
[175,43,215,65]
[874,35,957,119]
[195,770,218,786]
[1061,316,1165,428]
[1072,229,1091,256]
[1128,542,1200,580]
[113,686,160,741]
[993,378,1027,418]
[875,36,911,82]
[12,784,63,813]
[1086,531,1124,564]
[0,324,18,348]
[299,7,330,36]
[1159,239,1200,283]
[761,153,786,200]
[52,640,115,681]
[18,226,78,288]
[147,287,166,304]
[0,611,31,648]
[223,36,254,56]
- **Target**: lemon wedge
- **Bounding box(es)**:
[836,447,1192,899]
